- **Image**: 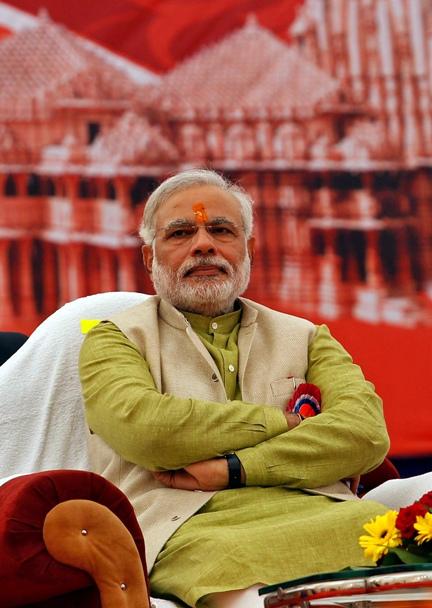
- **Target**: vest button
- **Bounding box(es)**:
[211,373,218,382]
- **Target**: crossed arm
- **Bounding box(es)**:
[79,321,389,491]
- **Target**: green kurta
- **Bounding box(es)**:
[80,309,388,607]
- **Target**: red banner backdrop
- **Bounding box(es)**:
[0,0,431,457]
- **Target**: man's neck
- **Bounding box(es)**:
[178,299,241,318]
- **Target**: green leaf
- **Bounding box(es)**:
[388,548,432,564]
[380,553,404,566]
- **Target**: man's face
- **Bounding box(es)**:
[142,184,255,316]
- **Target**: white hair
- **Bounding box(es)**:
[139,169,254,244]
[151,253,251,316]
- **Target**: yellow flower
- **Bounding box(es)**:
[414,512,432,545]
[359,510,402,564]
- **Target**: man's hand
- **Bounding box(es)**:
[152,458,230,491]
[284,411,302,429]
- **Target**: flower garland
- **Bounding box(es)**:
[359,491,432,565]
[285,382,321,419]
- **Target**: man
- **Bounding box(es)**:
[79,169,390,608]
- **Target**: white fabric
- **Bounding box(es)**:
[0,473,22,486]
[363,472,432,509]
[150,601,183,608]
[0,291,181,608]
[205,585,264,608]
[0,292,148,480]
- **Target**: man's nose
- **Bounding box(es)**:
[191,225,216,255]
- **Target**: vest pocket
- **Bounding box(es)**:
[270,377,306,399]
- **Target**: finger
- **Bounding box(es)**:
[152,471,175,487]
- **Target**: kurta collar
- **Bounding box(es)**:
[158,296,259,330]
[182,307,241,335]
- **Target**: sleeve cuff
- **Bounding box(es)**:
[237,406,287,486]
[236,446,268,486]
[264,405,288,438]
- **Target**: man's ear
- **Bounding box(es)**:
[142,245,153,274]
[247,236,255,264]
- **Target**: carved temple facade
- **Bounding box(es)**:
[1,1,432,331]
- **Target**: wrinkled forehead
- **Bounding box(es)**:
[154,185,243,228]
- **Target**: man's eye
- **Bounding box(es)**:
[208,226,234,235]
[167,227,195,239]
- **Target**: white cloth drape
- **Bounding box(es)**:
[0,292,148,482]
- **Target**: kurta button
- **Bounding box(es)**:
[228,364,235,372]
[171,515,180,521]
[211,373,218,382]
[211,322,218,330]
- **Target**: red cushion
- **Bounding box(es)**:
[0,470,147,607]
[21,586,99,608]
[359,457,400,496]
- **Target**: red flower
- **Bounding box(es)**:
[396,502,428,540]
[286,383,321,418]
[418,491,432,510]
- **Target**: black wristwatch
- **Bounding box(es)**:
[224,453,244,488]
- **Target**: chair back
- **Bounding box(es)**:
[0,292,149,481]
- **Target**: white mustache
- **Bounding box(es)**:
[179,256,232,277]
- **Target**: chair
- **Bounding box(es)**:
[0,291,404,607]
[358,457,400,496]
[0,331,28,365]
[0,469,150,608]
[0,292,148,479]
[0,292,179,607]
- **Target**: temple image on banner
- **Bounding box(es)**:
[0,0,432,332]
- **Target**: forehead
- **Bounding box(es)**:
[155,185,242,226]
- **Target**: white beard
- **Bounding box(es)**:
[151,253,251,317]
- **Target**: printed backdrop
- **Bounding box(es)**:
[0,0,431,457]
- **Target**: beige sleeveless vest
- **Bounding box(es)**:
[88,296,357,570]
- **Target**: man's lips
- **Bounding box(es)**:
[184,265,227,277]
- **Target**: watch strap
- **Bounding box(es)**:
[224,453,244,488]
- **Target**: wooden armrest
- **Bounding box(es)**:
[43,499,150,608]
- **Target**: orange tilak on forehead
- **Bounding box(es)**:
[192,202,208,224]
